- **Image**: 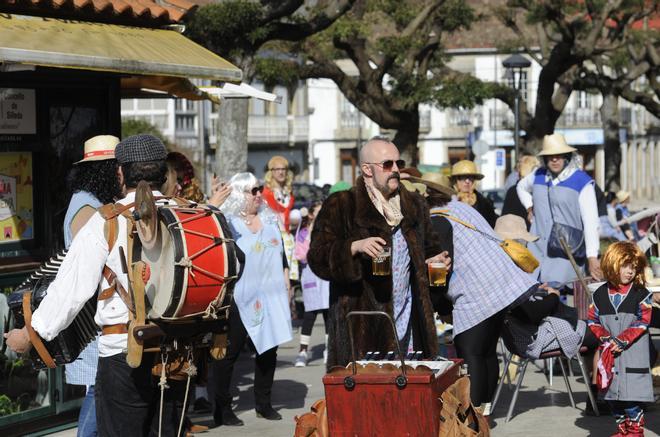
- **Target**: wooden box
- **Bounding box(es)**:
[322,359,462,436]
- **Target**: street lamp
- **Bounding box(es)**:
[502,54,531,162]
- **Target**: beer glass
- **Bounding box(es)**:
[428,262,447,286]
[372,247,391,276]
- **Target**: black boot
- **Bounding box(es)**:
[214,406,244,426]
[255,404,282,420]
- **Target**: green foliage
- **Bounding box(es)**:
[121,118,167,144]
[185,1,267,59]
[0,395,21,416]
[254,58,301,89]
[432,75,500,109]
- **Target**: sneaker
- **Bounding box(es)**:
[294,350,308,367]
[481,402,491,417]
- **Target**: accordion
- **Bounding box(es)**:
[8,250,98,370]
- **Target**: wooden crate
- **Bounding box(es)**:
[322,359,462,436]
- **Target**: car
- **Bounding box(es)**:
[482,188,506,216]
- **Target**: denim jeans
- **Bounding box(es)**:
[77,386,97,437]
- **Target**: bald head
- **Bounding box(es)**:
[360,136,402,197]
[359,136,397,165]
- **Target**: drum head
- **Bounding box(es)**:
[142,211,178,319]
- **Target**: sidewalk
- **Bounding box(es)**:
[49,320,660,437]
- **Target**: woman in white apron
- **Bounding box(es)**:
[212,172,293,426]
[292,202,330,367]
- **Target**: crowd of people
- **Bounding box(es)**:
[3,131,659,436]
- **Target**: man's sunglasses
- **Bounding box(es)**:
[249,186,264,195]
[366,159,406,171]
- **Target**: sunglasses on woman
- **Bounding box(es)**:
[366,159,406,171]
[249,185,264,196]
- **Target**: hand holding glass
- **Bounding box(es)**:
[428,262,447,286]
[372,247,392,276]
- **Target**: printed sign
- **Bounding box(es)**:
[0,88,36,135]
[495,148,506,170]
[0,152,33,243]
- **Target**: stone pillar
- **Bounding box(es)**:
[620,141,628,192]
[595,144,605,189]
[215,98,249,181]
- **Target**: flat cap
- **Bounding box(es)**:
[115,134,167,164]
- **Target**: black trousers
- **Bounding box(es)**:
[301,309,329,337]
[95,353,186,437]
[213,303,278,410]
[454,309,506,407]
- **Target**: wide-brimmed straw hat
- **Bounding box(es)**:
[537,133,577,157]
[75,135,119,164]
[494,214,539,242]
[616,190,631,203]
[450,160,484,180]
[401,179,427,195]
[409,172,455,197]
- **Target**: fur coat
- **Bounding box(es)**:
[308,177,443,369]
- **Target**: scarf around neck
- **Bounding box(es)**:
[363,177,404,227]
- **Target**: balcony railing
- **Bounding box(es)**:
[489,108,515,130]
[556,108,601,127]
[248,115,309,144]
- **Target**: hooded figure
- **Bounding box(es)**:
[516,133,602,284]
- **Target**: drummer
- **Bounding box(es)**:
[5,134,185,436]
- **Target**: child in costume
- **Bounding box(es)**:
[587,241,653,437]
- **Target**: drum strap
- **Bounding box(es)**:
[22,292,56,369]
[98,266,135,313]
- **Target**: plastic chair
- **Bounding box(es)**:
[491,328,600,422]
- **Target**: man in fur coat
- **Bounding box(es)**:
[308,136,451,369]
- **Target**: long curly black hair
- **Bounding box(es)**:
[67,159,122,204]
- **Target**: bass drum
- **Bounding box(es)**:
[140,204,239,320]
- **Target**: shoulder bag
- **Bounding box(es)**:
[545,184,586,261]
[431,209,539,274]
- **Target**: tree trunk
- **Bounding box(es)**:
[216,98,249,181]
[600,93,621,191]
[392,111,420,167]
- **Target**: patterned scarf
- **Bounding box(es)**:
[364,177,403,227]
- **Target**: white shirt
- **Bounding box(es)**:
[517,170,600,258]
[31,191,167,357]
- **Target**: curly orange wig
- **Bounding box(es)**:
[600,241,647,287]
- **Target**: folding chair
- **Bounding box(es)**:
[491,321,600,422]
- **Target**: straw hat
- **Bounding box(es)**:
[537,133,577,156]
[494,214,539,242]
[518,155,540,178]
[401,180,427,195]
[409,172,455,197]
[450,160,484,180]
[75,135,119,164]
[616,190,630,203]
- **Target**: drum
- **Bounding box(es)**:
[141,204,239,320]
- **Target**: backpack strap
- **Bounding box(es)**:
[96,202,137,313]
[22,292,56,368]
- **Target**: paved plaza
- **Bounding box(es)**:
[50,320,659,437]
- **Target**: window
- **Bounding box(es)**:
[577,91,591,109]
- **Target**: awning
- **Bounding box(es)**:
[0,14,242,83]
[199,84,282,103]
